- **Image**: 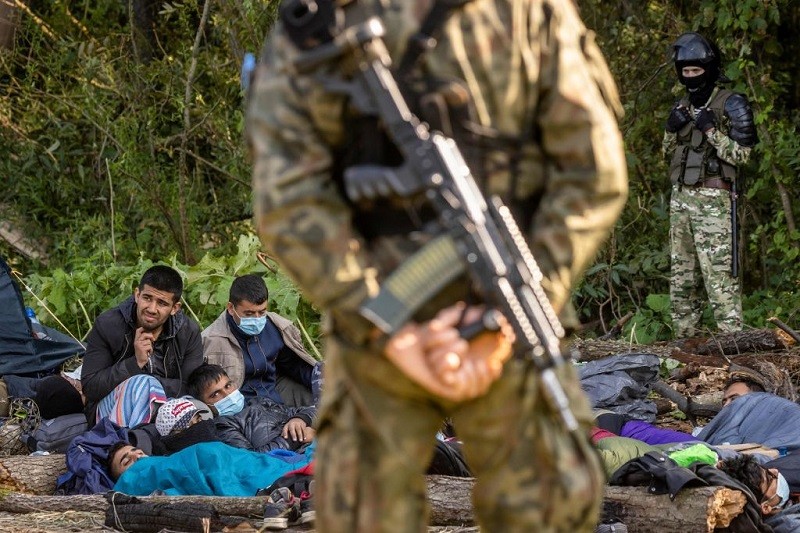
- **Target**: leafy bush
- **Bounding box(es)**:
[21,233,322,355]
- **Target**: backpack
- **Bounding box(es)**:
[25,413,88,453]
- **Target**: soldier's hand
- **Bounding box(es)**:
[383,303,513,401]
[134,327,154,368]
[694,107,716,133]
[430,308,515,389]
[665,104,692,133]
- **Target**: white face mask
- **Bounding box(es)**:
[776,472,791,509]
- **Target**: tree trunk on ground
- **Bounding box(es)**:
[0,454,66,495]
[603,485,745,533]
[673,329,789,356]
[0,477,748,531]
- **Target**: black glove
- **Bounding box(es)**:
[665,104,692,133]
[694,107,716,133]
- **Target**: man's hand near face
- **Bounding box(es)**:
[134,327,155,368]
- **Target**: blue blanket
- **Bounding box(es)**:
[113,441,314,496]
[698,393,800,452]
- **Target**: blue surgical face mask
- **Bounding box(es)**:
[238,316,267,336]
[214,389,245,416]
[776,472,790,509]
[232,308,267,336]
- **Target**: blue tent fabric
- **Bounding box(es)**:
[113,441,315,496]
[56,418,129,495]
[0,256,84,375]
[697,392,800,452]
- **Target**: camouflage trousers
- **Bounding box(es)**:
[314,332,604,533]
[670,185,742,337]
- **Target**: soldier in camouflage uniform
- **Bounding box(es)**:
[663,32,758,338]
[246,0,628,531]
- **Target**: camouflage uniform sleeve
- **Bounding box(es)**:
[246,27,379,341]
[662,131,678,160]
[530,1,628,314]
[706,129,751,166]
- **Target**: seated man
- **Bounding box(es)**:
[107,439,314,497]
[188,364,315,452]
[82,265,204,427]
[202,274,321,407]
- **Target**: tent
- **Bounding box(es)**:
[0,256,84,376]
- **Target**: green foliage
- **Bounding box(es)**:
[660,357,681,380]
[574,0,800,340]
[2,1,798,347]
[1,1,278,265]
[21,232,322,353]
[620,293,672,345]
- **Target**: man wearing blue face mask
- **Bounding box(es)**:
[188,364,316,453]
[202,275,322,407]
[719,454,800,532]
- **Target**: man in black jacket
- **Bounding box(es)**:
[82,265,204,426]
[188,364,315,452]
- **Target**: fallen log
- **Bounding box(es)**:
[768,317,800,345]
[674,329,789,356]
[0,478,749,531]
[604,485,745,532]
[0,454,66,495]
[652,380,721,423]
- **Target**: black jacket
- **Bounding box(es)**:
[215,397,316,453]
[82,296,204,422]
[610,451,772,533]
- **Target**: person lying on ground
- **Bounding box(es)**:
[202,274,322,407]
[595,375,775,448]
[107,439,314,497]
[33,373,85,419]
[696,389,800,452]
[718,454,800,533]
[82,265,204,427]
[148,396,220,454]
[591,428,718,479]
[188,364,315,452]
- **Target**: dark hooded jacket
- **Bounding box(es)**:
[82,296,204,423]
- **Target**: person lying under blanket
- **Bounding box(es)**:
[108,440,314,496]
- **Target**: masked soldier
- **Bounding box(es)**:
[246,0,628,531]
[664,32,758,338]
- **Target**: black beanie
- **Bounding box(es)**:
[34,375,84,419]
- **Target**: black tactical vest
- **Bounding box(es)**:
[668,88,736,185]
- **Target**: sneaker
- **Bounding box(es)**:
[596,522,628,533]
[296,479,314,525]
[262,487,301,530]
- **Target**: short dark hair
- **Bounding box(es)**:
[718,454,767,502]
[229,274,268,306]
[724,377,766,394]
[187,364,229,399]
[139,265,184,302]
[106,440,132,481]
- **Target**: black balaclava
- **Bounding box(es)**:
[672,32,721,107]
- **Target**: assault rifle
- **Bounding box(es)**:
[285,6,580,434]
